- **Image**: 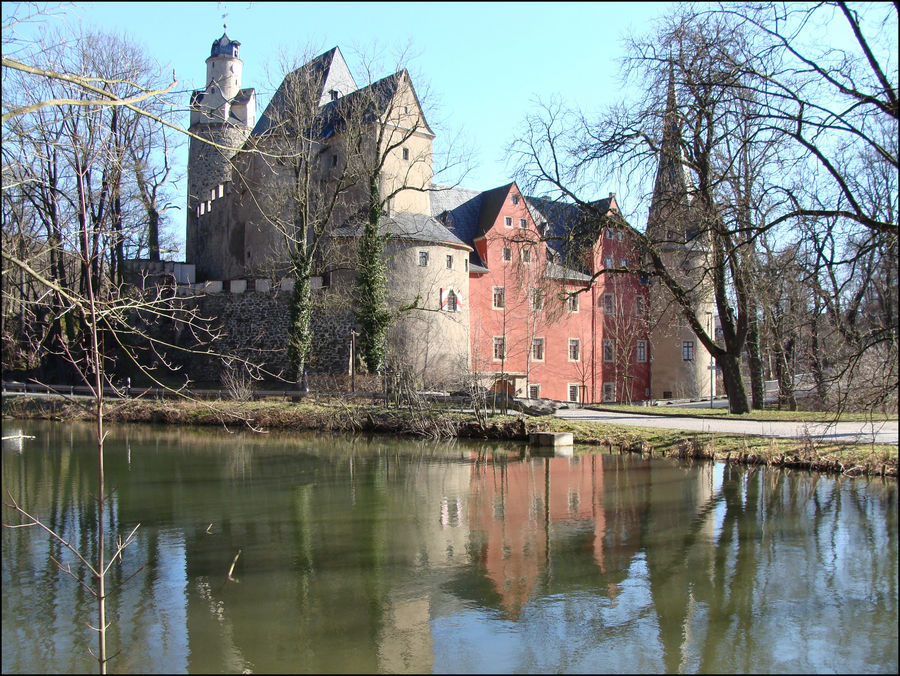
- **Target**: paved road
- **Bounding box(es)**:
[555,407,899,445]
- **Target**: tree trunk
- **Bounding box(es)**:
[746,303,765,409]
[718,352,750,413]
[773,342,797,410]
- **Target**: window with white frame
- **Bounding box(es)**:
[532,337,545,361]
[446,254,453,269]
[603,382,616,402]
[568,338,580,361]
[445,290,458,312]
[502,246,512,262]
[504,217,512,227]
[529,384,541,399]
[519,218,527,229]
[493,287,505,309]
[418,251,429,266]
[637,340,647,362]
[683,341,694,361]
[604,256,613,269]
[603,293,614,314]
[568,294,579,312]
[568,384,580,402]
[493,337,505,360]
[603,339,614,362]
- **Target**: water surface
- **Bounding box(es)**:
[2,420,897,673]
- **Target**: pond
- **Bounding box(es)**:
[2,420,897,673]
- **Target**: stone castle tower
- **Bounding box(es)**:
[646,66,715,400]
[186,31,257,281]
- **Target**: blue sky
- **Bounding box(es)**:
[5,1,674,250]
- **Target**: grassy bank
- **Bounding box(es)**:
[3,395,896,478]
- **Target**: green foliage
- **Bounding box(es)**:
[287,250,313,381]
[355,180,392,374]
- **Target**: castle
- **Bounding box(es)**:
[174,32,714,403]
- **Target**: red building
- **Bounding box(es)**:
[433,182,651,403]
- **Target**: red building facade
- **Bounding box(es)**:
[434,182,651,403]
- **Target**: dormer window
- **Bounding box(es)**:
[330,90,339,101]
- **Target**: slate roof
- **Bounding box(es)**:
[332,211,470,249]
[430,184,488,270]
[527,196,613,273]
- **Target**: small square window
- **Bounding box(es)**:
[568,339,580,361]
[568,294,579,312]
[502,246,511,262]
[418,251,429,267]
[504,217,512,227]
[493,287,505,309]
[519,218,527,229]
[402,147,410,161]
[446,254,453,269]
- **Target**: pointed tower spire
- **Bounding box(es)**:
[648,61,692,236]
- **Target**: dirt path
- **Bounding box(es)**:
[555,408,899,445]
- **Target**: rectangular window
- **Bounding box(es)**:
[532,337,544,361]
[418,251,429,267]
[603,293,614,314]
[445,289,458,312]
[604,256,613,269]
[332,154,338,167]
[603,339,614,362]
[617,230,623,241]
[568,338,580,361]
[446,254,453,269]
[568,384,580,403]
[502,246,512,262]
[603,382,616,402]
[529,384,541,399]
[519,218,527,229]
[621,258,628,268]
[493,337,505,360]
[637,340,647,362]
[512,194,520,205]
[531,289,544,310]
[493,287,505,309]
[465,259,469,271]
[402,147,409,161]
[683,341,695,361]
[504,217,512,227]
[606,227,614,239]
[521,248,532,262]
[568,294,579,312]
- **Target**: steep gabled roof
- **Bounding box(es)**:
[475,182,516,238]
[252,47,358,137]
[430,184,488,271]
